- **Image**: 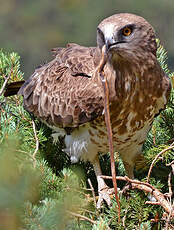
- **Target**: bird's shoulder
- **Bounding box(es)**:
[51,43,101,76]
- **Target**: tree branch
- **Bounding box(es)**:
[100,175,174,217]
[88,178,97,208]
[67,211,97,225]
[0,73,11,97]
[147,142,174,183]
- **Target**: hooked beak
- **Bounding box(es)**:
[105,38,126,52]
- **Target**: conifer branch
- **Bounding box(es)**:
[147,142,174,183]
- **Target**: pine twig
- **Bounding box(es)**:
[147,142,174,183]
[145,201,160,205]
[32,120,39,168]
[168,172,172,197]
[67,211,97,225]
[166,160,174,175]
[0,73,11,97]
[165,206,174,230]
[98,45,121,222]
[172,165,174,175]
[165,172,173,230]
[166,160,174,167]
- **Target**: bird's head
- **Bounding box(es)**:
[97,13,157,65]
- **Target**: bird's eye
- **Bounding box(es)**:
[122,27,132,36]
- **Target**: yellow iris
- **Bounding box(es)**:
[122,27,132,36]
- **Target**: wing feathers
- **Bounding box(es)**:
[19,43,104,127]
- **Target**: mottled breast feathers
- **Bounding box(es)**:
[18,43,104,127]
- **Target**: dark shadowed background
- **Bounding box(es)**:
[1,0,174,78]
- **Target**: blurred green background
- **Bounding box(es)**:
[1,0,174,78]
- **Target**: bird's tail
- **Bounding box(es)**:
[4,80,25,97]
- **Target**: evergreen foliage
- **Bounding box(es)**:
[0,44,174,229]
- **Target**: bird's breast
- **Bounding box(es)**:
[89,86,167,154]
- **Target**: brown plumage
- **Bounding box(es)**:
[5,13,171,207]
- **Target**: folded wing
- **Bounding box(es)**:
[18,43,104,127]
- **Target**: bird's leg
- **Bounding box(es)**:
[123,152,146,179]
[92,156,114,208]
[120,161,135,194]
[123,162,134,179]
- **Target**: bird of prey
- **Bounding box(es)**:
[5,13,171,208]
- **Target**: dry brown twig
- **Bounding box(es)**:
[147,142,174,183]
[100,175,174,218]
[172,164,174,175]
[168,172,172,198]
[145,201,160,205]
[165,172,174,230]
[98,45,121,222]
[67,211,97,225]
[165,206,174,230]
[68,210,111,229]
[88,179,97,208]
[0,71,12,97]
[166,160,174,167]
